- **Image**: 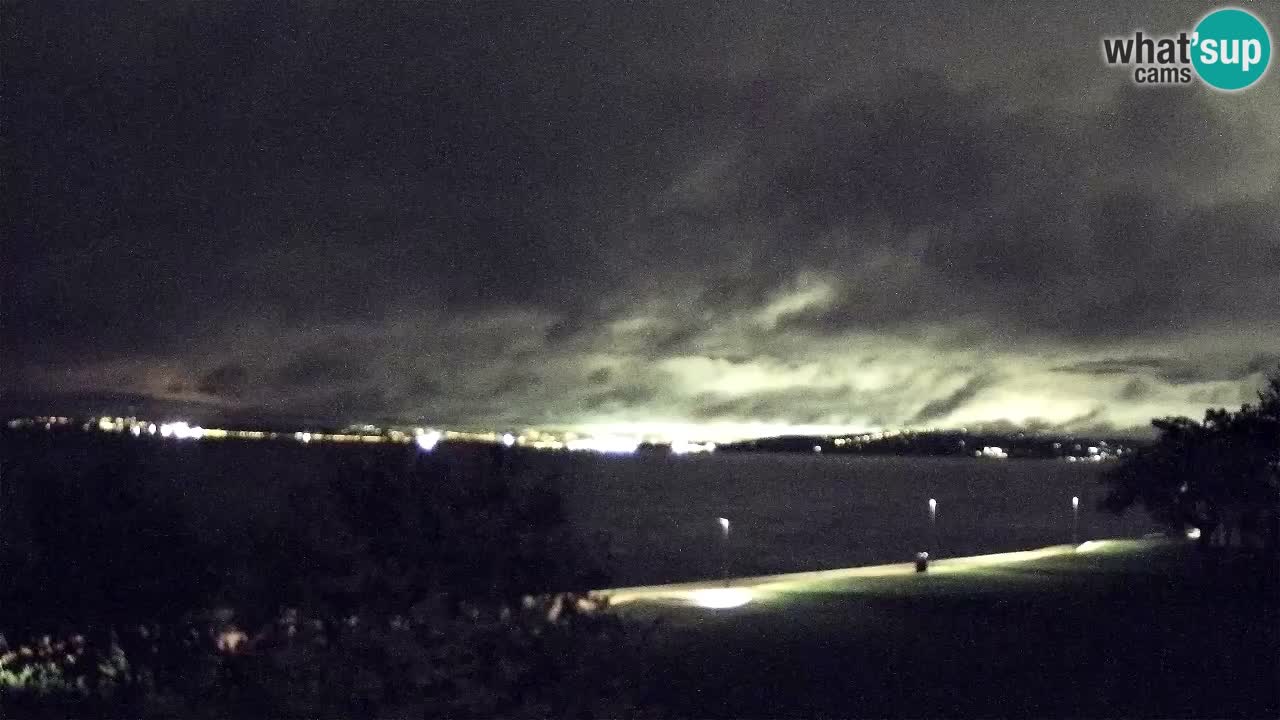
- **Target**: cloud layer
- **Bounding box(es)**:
[4,1,1278,437]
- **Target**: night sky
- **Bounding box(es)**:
[4,1,1278,438]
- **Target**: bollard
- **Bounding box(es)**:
[915,551,929,573]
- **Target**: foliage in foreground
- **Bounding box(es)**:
[0,437,659,717]
[1101,368,1280,552]
[1,594,658,719]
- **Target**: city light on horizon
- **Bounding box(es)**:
[415,430,442,452]
[6,411,1143,464]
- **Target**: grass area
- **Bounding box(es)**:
[613,540,1278,718]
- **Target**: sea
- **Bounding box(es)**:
[2,433,1162,588]
[552,452,1162,586]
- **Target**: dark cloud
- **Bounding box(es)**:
[275,345,362,388]
[690,385,856,425]
[1186,385,1244,407]
[198,364,250,398]
[583,384,661,413]
[1242,353,1280,377]
[1054,408,1111,435]
[645,324,707,357]
[493,373,541,397]
[755,74,998,229]
[972,407,1126,439]
[0,389,231,423]
[405,376,442,401]
[4,0,1278,433]
[678,78,1277,346]
[1052,358,1169,376]
[2,1,718,365]
[1054,352,1280,387]
[910,375,997,425]
[1118,378,1153,402]
[327,388,391,418]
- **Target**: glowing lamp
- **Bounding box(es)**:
[415,430,441,452]
[689,588,752,609]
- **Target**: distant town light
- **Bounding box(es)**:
[1186,527,1201,540]
[415,430,442,452]
[672,439,716,455]
[565,436,638,454]
[502,432,516,447]
[160,421,203,440]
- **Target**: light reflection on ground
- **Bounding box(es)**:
[689,588,754,608]
[596,538,1170,608]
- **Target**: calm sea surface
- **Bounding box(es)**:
[13,437,1160,588]
[549,453,1161,586]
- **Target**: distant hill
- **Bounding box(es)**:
[718,430,1148,459]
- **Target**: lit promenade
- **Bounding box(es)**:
[592,537,1276,717]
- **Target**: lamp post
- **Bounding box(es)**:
[928,498,938,555]
[718,517,731,585]
[1071,495,1080,545]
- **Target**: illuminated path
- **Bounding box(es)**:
[593,538,1171,609]
[594,536,1276,717]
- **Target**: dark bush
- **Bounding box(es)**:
[0,433,217,641]
[1101,369,1280,552]
[0,433,656,717]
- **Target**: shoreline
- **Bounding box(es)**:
[595,537,1177,605]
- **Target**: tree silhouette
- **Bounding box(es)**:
[0,434,635,716]
[1102,368,1280,552]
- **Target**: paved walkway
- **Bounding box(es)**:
[594,537,1167,607]
[598,538,1278,717]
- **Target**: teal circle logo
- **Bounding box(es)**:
[1192,8,1271,90]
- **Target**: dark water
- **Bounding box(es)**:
[1,434,1162,588]
[552,453,1162,586]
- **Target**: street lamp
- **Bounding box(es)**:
[718,517,731,584]
[928,498,938,555]
[1071,495,1080,545]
